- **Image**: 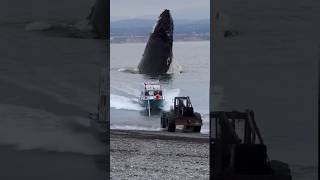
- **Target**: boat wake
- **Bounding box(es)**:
[110,94,144,111]
[110,87,180,111]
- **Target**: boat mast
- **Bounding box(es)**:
[147,99,151,117]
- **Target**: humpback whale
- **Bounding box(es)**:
[138,9,174,75]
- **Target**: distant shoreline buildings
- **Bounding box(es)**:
[110,34,209,43]
[111,18,210,43]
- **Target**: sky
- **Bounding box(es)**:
[111,0,210,21]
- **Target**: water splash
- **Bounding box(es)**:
[111,125,160,131]
[162,88,181,110]
[116,60,183,75]
[110,94,144,111]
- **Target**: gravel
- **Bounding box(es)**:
[110,130,209,180]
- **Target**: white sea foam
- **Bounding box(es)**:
[167,60,183,74]
[110,94,144,111]
[111,85,140,97]
[110,125,160,131]
[162,88,181,111]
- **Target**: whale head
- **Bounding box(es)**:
[153,9,174,41]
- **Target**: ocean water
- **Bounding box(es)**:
[110,41,210,133]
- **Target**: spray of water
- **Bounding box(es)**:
[116,59,183,75]
[161,88,181,110]
[110,87,180,112]
[110,94,144,111]
[111,85,140,97]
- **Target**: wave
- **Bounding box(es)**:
[111,85,141,97]
[110,125,160,131]
[110,94,144,111]
[116,60,183,75]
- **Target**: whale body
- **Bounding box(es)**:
[138,9,174,75]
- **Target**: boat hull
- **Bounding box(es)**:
[140,99,164,109]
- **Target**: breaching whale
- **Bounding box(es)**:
[138,9,174,75]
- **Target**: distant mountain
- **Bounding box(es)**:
[111,18,210,36]
[175,19,210,34]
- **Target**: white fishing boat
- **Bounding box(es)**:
[139,81,164,116]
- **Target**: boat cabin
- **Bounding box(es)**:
[140,81,163,100]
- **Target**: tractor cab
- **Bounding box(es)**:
[174,96,194,116]
[162,96,202,132]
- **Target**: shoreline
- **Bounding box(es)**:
[110,39,210,44]
[111,128,209,142]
